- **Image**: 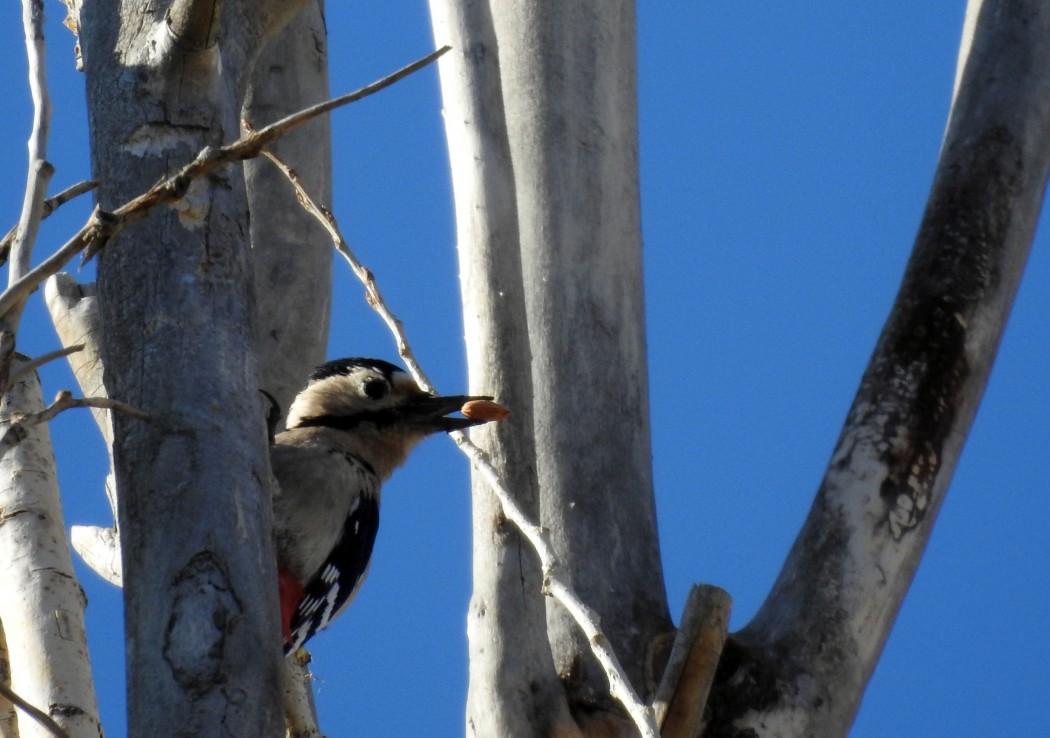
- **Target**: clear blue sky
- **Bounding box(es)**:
[2,2,1047,736]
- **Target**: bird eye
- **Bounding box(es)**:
[363,378,389,400]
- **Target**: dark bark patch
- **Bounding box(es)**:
[163,551,243,696]
[859,126,1021,538]
[49,702,87,719]
[704,637,777,738]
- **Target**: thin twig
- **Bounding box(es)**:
[1,0,56,391]
[9,344,84,385]
[259,150,429,385]
[0,681,72,738]
[263,150,661,738]
[0,179,98,266]
[451,433,659,737]
[0,390,148,451]
[0,46,450,321]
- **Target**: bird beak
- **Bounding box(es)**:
[401,394,495,433]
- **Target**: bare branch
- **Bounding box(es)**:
[282,649,324,738]
[0,47,450,321]
[259,151,427,384]
[9,344,84,385]
[9,0,53,286]
[654,585,731,737]
[263,148,661,738]
[44,275,110,441]
[712,2,1050,733]
[0,180,97,267]
[0,682,72,738]
[0,390,148,452]
[1,0,56,392]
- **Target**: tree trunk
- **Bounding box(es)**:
[77,2,308,734]
[244,0,334,421]
[0,366,101,738]
[433,0,670,732]
[430,2,579,735]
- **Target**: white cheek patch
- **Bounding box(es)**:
[390,371,422,395]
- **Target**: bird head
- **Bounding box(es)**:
[284,358,496,477]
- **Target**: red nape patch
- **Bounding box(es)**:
[278,568,304,642]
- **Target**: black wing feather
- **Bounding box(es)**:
[286,494,380,653]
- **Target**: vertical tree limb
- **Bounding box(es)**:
[0,0,54,392]
[281,650,323,738]
[0,682,71,738]
[0,365,101,738]
[0,5,101,738]
[654,585,731,738]
[710,2,1050,734]
[241,8,333,731]
[44,275,125,586]
[77,3,295,734]
[243,0,333,424]
[488,0,672,715]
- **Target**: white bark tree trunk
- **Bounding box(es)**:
[481,6,670,708]
[0,4,102,736]
[430,2,579,735]
[433,1,1049,736]
[0,365,101,738]
[432,1,670,734]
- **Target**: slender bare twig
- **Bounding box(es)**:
[258,151,428,384]
[12,0,52,284]
[263,150,661,737]
[450,434,658,736]
[0,46,450,321]
[1,0,56,391]
[9,344,84,385]
[0,681,72,738]
[0,179,98,266]
[0,390,148,451]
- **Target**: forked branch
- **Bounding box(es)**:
[0,179,97,267]
[0,46,450,322]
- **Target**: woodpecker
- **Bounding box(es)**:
[271,357,497,653]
